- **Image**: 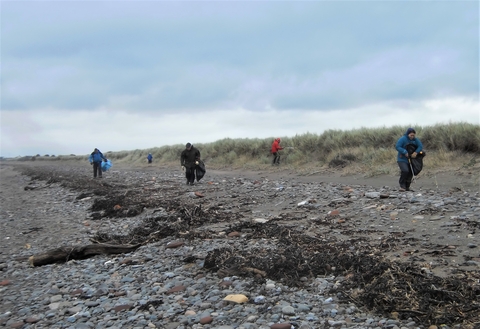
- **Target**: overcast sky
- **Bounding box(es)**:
[1,1,479,158]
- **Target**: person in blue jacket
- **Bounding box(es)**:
[395,128,423,192]
[147,153,153,164]
[88,148,107,178]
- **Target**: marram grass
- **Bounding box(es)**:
[7,122,480,178]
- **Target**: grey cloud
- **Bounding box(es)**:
[1,1,477,112]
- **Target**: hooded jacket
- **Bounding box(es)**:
[180,145,201,168]
[395,129,423,163]
[271,138,283,154]
[89,149,106,163]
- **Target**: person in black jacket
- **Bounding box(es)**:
[180,143,201,185]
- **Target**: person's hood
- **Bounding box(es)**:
[405,128,416,136]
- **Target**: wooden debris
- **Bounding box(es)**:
[28,243,141,266]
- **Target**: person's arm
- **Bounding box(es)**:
[415,138,423,153]
[180,151,185,166]
[395,137,408,157]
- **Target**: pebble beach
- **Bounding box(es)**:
[1,162,478,329]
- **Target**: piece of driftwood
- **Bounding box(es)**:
[28,243,141,266]
[24,183,52,191]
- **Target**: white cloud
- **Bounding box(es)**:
[1,97,478,157]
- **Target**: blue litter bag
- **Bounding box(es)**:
[101,159,112,172]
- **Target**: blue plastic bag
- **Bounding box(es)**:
[101,159,112,172]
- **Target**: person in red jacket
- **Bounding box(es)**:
[271,138,283,165]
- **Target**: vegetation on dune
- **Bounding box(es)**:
[11,122,480,178]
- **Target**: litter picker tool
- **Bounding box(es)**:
[408,157,416,184]
[407,150,425,185]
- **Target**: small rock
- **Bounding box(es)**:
[199,316,213,324]
[223,294,248,303]
[166,241,184,248]
[365,192,380,199]
[9,321,25,329]
[166,285,186,294]
[113,304,133,312]
[271,323,292,329]
[25,317,40,324]
[282,305,295,315]
[70,289,83,296]
[120,258,133,265]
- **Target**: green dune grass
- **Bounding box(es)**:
[11,122,480,179]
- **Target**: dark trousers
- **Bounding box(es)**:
[398,161,412,189]
[272,152,280,165]
[93,162,102,178]
[185,166,196,184]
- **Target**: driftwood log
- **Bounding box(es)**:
[28,243,141,266]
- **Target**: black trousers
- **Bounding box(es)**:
[185,166,196,184]
[272,152,280,165]
[93,162,102,178]
[398,161,412,189]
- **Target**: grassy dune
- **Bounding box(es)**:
[13,122,480,179]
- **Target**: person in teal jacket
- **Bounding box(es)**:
[88,148,107,178]
[395,128,423,191]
